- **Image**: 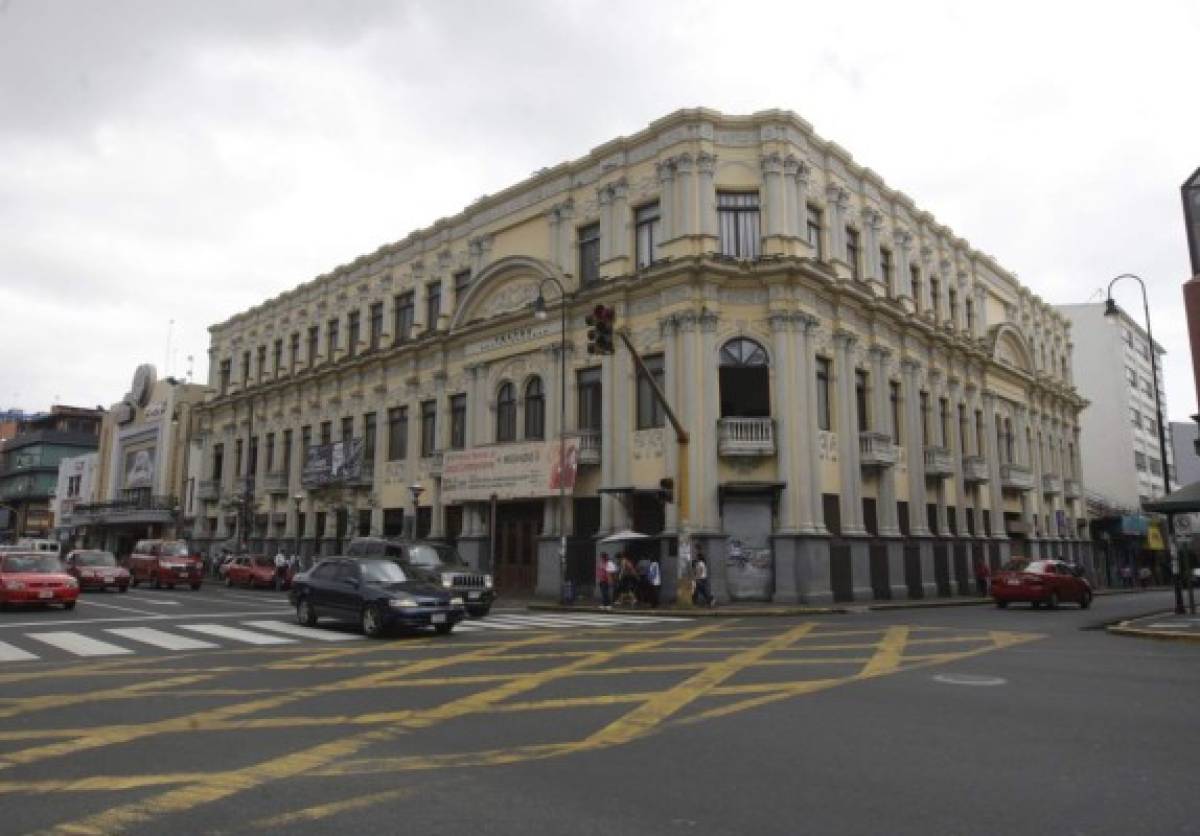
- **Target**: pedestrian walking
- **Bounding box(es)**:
[1137,565,1152,590]
[973,558,991,598]
[647,558,661,608]
[617,552,639,606]
[273,549,287,590]
[596,553,612,610]
[1120,563,1133,588]
[692,550,713,607]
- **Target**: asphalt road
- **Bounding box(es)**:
[0,586,1195,835]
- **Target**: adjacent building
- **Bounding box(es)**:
[193,107,1088,603]
[51,452,99,546]
[1169,420,1200,488]
[0,406,103,541]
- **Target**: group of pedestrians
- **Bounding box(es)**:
[593,548,713,609]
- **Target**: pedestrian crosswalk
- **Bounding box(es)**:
[0,611,688,664]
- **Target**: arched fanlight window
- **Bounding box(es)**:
[718,337,770,417]
[524,377,545,440]
[496,382,517,443]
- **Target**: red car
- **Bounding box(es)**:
[128,539,203,590]
[992,559,1092,609]
[0,551,79,610]
[224,555,278,589]
[64,550,130,592]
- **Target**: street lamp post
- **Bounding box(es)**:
[532,277,570,603]
[292,493,304,556]
[1105,274,1186,614]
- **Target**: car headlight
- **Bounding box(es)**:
[4,580,25,591]
[484,574,493,589]
[450,597,464,607]
[65,578,79,588]
[441,574,454,589]
[389,597,419,608]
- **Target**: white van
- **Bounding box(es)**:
[16,538,61,554]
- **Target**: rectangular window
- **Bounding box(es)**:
[975,410,985,457]
[948,288,958,325]
[939,398,950,446]
[212,443,224,480]
[426,281,442,331]
[845,227,861,279]
[1134,451,1147,471]
[1148,456,1161,476]
[1126,367,1137,388]
[577,368,603,431]
[1130,408,1141,428]
[635,202,661,269]
[450,394,467,450]
[889,381,902,443]
[219,360,231,395]
[235,439,243,476]
[301,426,311,465]
[880,247,893,291]
[363,412,376,465]
[368,302,383,351]
[273,340,282,375]
[816,358,831,432]
[248,436,258,476]
[910,265,922,310]
[806,204,824,259]
[636,354,666,429]
[393,292,415,342]
[307,326,320,366]
[282,429,292,476]
[327,318,340,358]
[341,416,354,445]
[255,346,266,382]
[920,391,931,446]
[855,369,869,431]
[388,407,408,461]
[1145,414,1156,435]
[957,404,967,454]
[241,351,250,384]
[289,333,300,371]
[453,269,472,301]
[420,400,437,457]
[578,222,601,284]
[929,278,941,319]
[347,311,361,358]
[320,421,332,446]
[965,299,975,333]
[265,433,275,472]
[717,192,761,259]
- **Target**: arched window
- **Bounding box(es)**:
[719,338,770,418]
[496,382,516,443]
[524,377,545,440]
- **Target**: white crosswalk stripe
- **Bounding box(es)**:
[241,620,363,642]
[0,640,38,662]
[179,624,296,645]
[105,627,219,651]
[28,631,134,657]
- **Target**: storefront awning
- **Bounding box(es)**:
[1142,480,1200,514]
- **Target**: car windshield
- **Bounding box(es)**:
[160,542,190,557]
[359,560,408,584]
[2,555,64,574]
[406,544,465,568]
[76,552,117,567]
[252,557,274,568]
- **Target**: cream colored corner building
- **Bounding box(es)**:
[192,108,1088,604]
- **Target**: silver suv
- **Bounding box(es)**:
[345,537,496,617]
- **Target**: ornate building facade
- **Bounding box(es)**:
[191,108,1089,603]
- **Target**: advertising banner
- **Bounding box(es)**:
[124,448,155,489]
[442,438,579,503]
[302,439,365,488]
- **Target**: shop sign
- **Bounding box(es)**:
[463,322,560,358]
[1146,522,1166,551]
[442,438,579,503]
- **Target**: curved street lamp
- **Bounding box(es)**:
[1104,273,1184,613]
[532,276,571,603]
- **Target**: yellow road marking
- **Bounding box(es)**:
[252,784,424,829]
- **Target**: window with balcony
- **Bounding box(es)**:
[845,227,861,279]
[890,381,902,443]
[256,346,266,382]
[320,421,331,446]
[426,281,442,331]
[855,370,869,431]
[368,303,383,351]
[496,382,517,443]
[450,395,467,450]
[577,368,602,432]
[420,400,437,457]
[636,354,666,429]
[718,338,769,419]
[929,278,941,319]
[920,391,931,446]
[289,333,300,371]
[524,378,545,440]
[327,318,340,359]
[347,311,360,358]
[212,444,224,480]
[635,202,661,269]
[806,204,824,259]
[910,265,922,310]
[717,192,761,259]
[219,360,231,396]
[948,288,958,326]
[578,223,600,284]
[341,416,353,445]
[388,407,408,461]
[394,292,415,342]
[816,357,831,431]
[363,412,376,465]
[273,340,282,376]
[966,299,975,333]
[307,326,319,366]
[880,247,893,292]
[241,351,250,384]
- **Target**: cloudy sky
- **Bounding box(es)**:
[2,0,1198,420]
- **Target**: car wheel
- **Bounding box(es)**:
[995,600,1008,609]
[1079,590,1092,610]
[435,623,454,635]
[297,598,318,627]
[361,604,386,638]
[63,601,76,611]
[1047,592,1059,610]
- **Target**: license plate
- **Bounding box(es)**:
[1006,578,1020,586]
[468,592,480,600]
[39,590,53,599]
[431,613,447,624]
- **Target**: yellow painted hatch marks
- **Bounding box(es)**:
[0,621,1042,834]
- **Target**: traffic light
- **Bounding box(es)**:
[586,304,615,355]
[658,477,674,504]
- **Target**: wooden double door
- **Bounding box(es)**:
[494,501,543,592]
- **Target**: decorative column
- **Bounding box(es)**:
[973,282,988,339]
[800,317,825,534]
[609,178,630,264]
[871,346,900,536]
[948,377,971,595]
[656,159,676,243]
[596,184,613,265]
[862,208,885,294]
[894,230,914,303]
[661,316,680,536]
[930,369,950,537]
[902,359,930,537]
[761,153,785,245]
[786,156,811,245]
[826,185,850,276]
[697,152,718,242]
[699,308,721,532]
[834,330,866,535]
[676,154,696,240]
[771,312,799,534]
[982,390,1009,565]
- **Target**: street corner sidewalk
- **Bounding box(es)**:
[526,599,846,617]
[1107,610,1200,643]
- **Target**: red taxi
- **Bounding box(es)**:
[224,556,277,589]
[0,551,79,610]
[992,559,1092,609]
[64,550,130,592]
[128,539,203,590]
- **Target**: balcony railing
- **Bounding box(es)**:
[962,456,990,484]
[1064,478,1081,500]
[859,431,898,469]
[575,430,601,466]
[196,480,221,501]
[72,495,179,523]
[1000,463,1035,491]
[1042,474,1062,496]
[262,471,290,494]
[923,446,955,478]
[424,452,443,475]
[718,416,776,457]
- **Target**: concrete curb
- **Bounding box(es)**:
[1106,615,1200,644]
[526,603,846,617]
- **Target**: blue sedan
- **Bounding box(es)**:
[289,557,466,637]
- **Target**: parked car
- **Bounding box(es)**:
[64,550,130,592]
[224,555,277,589]
[0,551,78,610]
[992,559,1093,609]
[127,539,203,590]
[345,537,496,617]
[289,556,465,638]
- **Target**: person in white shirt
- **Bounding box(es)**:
[273,550,287,590]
